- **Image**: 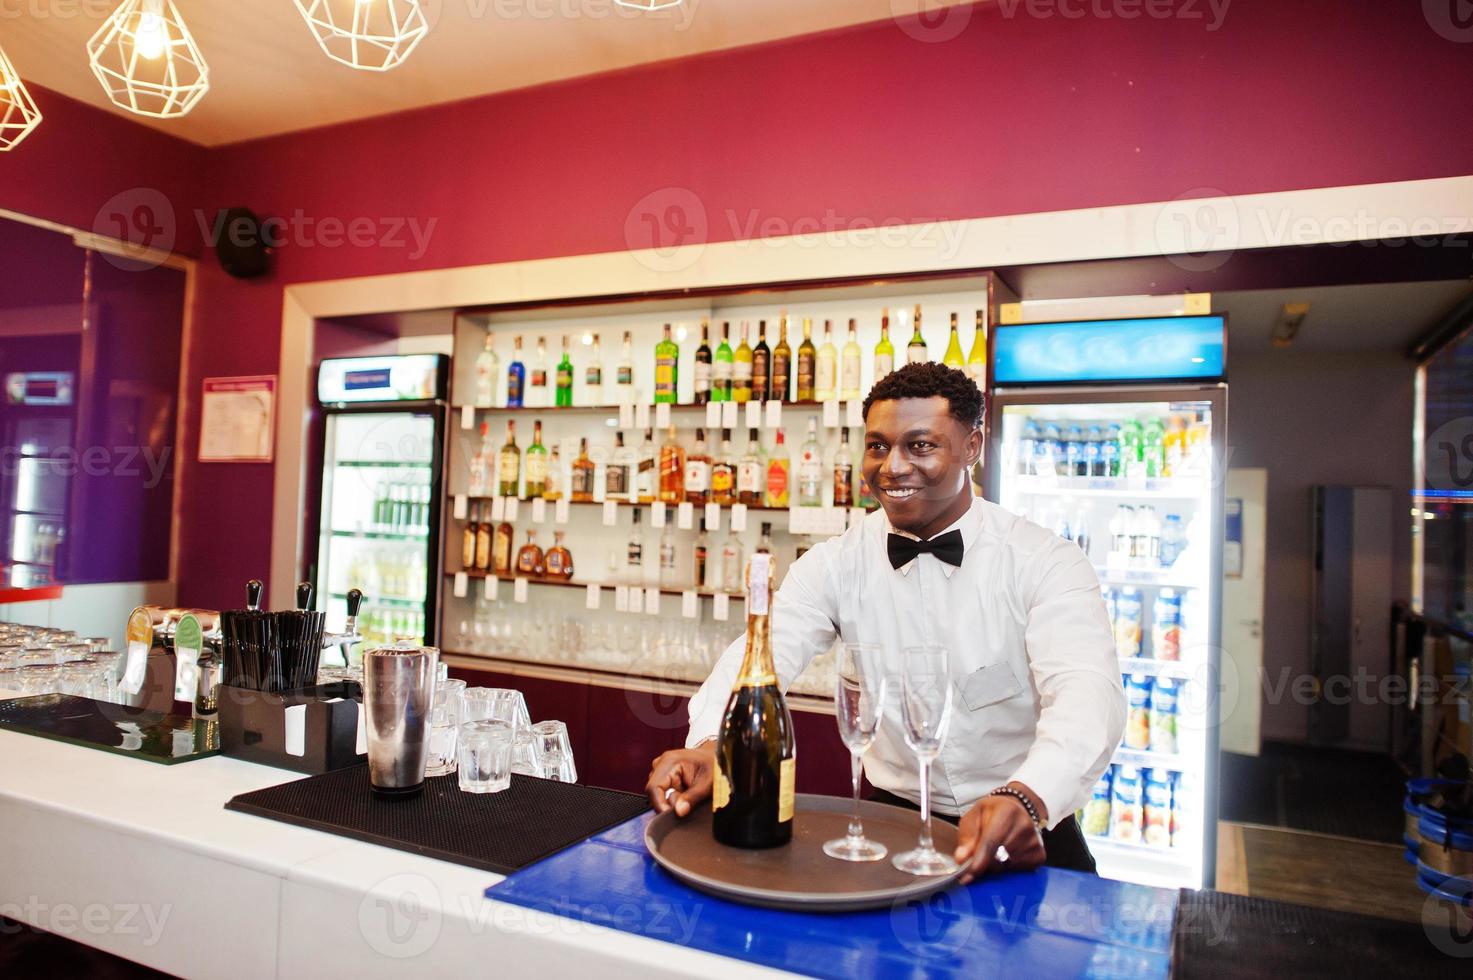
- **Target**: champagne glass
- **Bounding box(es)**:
[824,643,888,862]
[892,645,958,876]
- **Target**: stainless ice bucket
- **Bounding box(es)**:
[363,644,438,798]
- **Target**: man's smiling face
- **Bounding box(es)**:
[862,396,981,540]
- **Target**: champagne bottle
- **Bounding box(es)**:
[771,315,792,402]
[906,304,928,365]
[796,318,816,401]
[713,322,734,402]
[840,318,862,401]
[815,319,837,401]
[942,312,964,368]
[732,322,753,404]
[524,420,548,498]
[874,309,895,383]
[966,308,988,386]
[713,552,796,849]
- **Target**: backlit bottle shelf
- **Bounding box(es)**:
[329,528,429,542]
[445,569,742,600]
[452,398,840,414]
[1014,475,1206,499]
[1112,746,1190,772]
[1095,565,1203,590]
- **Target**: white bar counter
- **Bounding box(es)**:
[0,695,780,979]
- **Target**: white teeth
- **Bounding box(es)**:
[884,488,917,499]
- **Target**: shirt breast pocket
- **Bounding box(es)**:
[959,661,1024,711]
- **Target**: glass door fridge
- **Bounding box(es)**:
[315,355,449,651]
[1,372,77,588]
[986,314,1227,890]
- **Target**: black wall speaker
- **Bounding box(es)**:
[214,207,271,279]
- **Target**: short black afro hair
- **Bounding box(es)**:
[861,362,985,430]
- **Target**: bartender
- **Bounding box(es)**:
[646,362,1124,880]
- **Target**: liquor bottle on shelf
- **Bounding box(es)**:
[796,318,816,401]
[966,309,987,386]
[585,332,604,406]
[498,420,520,498]
[635,428,657,503]
[857,455,878,509]
[943,312,964,368]
[711,428,736,506]
[765,429,791,507]
[833,428,854,507]
[659,523,679,588]
[507,335,526,408]
[693,319,713,405]
[840,318,862,401]
[752,321,771,403]
[874,308,895,383]
[524,420,549,498]
[720,527,744,594]
[529,337,550,407]
[658,426,686,504]
[771,315,792,402]
[654,323,679,404]
[476,506,493,571]
[571,437,596,503]
[462,502,479,570]
[907,304,928,365]
[737,428,765,506]
[627,508,645,584]
[372,482,388,529]
[545,530,574,581]
[758,521,774,554]
[685,427,713,505]
[555,335,574,407]
[713,322,734,403]
[606,432,632,501]
[732,322,753,403]
[468,423,491,497]
[516,530,545,577]
[543,447,563,501]
[474,330,499,408]
[815,319,838,401]
[493,514,514,575]
[616,330,636,405]
[797,417,823,506]
[694,518,711,590]
[712,552,795,849]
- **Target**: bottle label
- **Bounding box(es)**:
[655,357,676,396]
[694,361,711,392]
[556,365,573,388]
[508,373,523,402]
[733,360,752,383]
[617,366,633,385]
[606,463,628,496]
[841,356,861,392]
[747,552,772,614]
[713,360,732,382]
[778,757,795,823]
[586,366,602,386]
[711,466,734,495]
[531,369,548,387]
[572,466,593,496]
[797,352,814,386]
[685,460,711,491]
[874,354,893,379]
[737,461,762,494]
[525,454,547,484]
[713,771,731,811]
[766,463,788,503]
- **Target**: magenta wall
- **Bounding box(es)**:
[4,1,1473,608]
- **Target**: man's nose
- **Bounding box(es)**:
[880,446,911,478]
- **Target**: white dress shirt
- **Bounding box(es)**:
[685,496,1125,829]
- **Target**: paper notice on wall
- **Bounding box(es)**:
[199,376,275,462]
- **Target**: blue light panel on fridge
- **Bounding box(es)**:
[992,314,1226,385]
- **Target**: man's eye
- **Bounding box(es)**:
[911,441,935,451]
[867,442,887,452]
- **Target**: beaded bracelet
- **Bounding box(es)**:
[989,785,1042,831]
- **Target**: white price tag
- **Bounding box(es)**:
[586,583,601,609]
[652,501,667,528]
[484,575,498,600]
[603,500,618,526]
[460,404,475,430]
[491,496,506,520]
[730,503,748,531]
[765,400,782,429]
[822,399,840,428]
[655,402,672,429]
[705,503,721,531]
[629,587,645,615]
[713,592,730,621]
[635,403,651,430]
[721,401,738,428]
[850,506,868,529]
[556,498,571,524]
[614,586,629,612]
[681,591,698,618]
[452,494,468,520]
[619,403,634,430]
[745,400,762,428]
[847,400,863,427]
[531,497,547,523]
[705,401,721,428]
[514,578,529,603]
[505,496,520,522]
[453,572,468,598]
[645,588,661,615]
[677,501,694,529]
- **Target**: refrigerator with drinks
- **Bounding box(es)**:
[314,355,449,650]
[985,313,1227,890]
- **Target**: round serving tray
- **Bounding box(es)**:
[644,792,967,912]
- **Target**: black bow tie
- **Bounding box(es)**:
[887,529,964,569]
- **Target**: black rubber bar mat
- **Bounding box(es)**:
[1173,890,1467,979]
[225,766,649,875]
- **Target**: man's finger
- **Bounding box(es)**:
[952,812,983,863]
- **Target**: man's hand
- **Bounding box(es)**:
[954,788,1046,883]
[646,745,717,817]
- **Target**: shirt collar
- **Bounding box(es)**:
[885,497,983,579]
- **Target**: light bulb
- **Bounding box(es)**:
[134,11,166,59]
[581,332,594,346]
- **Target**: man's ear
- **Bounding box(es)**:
[964,425,983,467]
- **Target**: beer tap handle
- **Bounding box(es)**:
[296,581,315,611]
[345,588,363,636]
[246,579,263,612]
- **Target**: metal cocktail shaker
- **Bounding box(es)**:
[363,644,438,798]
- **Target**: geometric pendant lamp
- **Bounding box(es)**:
[0,44,42,151]
[86,0,209,118]
[292,0,430,72]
